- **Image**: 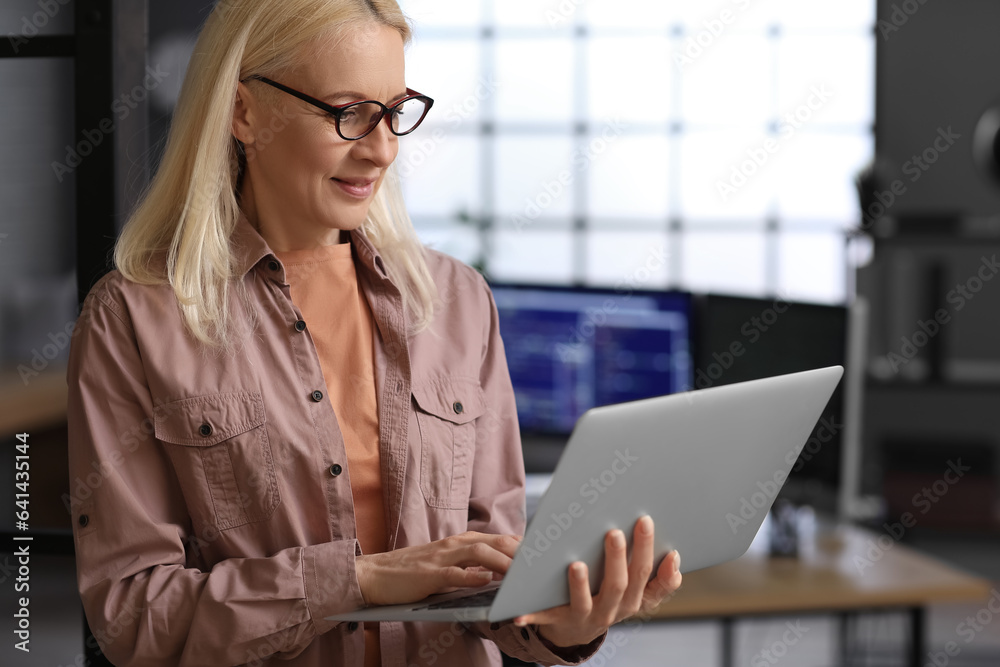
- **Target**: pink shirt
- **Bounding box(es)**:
[66,214,607,666]
[272,240,386,667]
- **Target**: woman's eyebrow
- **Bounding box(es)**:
[324,90,409,104]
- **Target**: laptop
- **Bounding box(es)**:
[327,365,843,624]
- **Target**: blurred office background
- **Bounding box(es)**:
[2,0,1000,665]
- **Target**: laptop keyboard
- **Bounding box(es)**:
[413,587,499,610]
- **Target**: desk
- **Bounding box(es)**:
[0,366,68,435]
[647,522,993,667]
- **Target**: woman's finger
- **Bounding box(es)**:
[591,529,629,625]
[514,560,592,627]
[449,541,514,575]
[620,516,655,616]
[643,550,681,609]
[487,533,523,559]
[567,560,594,617]
[442,565,496,589]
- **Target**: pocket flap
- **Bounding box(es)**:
[154,391,265,446]
[411,377,486,425]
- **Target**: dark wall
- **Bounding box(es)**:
[875,0,1000,218]
[857,0,1000,532]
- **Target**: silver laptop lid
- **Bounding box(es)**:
[488,365,843,622]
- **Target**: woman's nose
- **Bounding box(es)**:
[354,116,398,167]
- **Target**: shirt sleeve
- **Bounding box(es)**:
[66,284,366,667]
[462,274,608,666]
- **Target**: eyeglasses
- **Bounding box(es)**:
[244,75,434,141]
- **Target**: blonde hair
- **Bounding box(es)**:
[113,0,437,357]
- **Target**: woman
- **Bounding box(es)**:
[66,1,683,665]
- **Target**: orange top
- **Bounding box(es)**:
[275,239,385,667]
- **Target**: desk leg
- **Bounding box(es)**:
[720,617,734,667]
[838,612,851,666]
[909,607,925,667]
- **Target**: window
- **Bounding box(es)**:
[397,0,875,304]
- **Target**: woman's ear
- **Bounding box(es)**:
[232,81,256,146]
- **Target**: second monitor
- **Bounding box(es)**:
[490,283,692,438]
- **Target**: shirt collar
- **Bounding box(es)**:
[231,212,391,283]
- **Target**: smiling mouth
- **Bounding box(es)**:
[333,177,377,186]
[332,177,376,198]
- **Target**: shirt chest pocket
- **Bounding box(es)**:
[412,378,487,510]
[154,390,280,532]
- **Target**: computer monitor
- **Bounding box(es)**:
[694,294,848,511]
[490,283,692,437]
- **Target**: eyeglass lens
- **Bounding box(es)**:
[340,97,429,139]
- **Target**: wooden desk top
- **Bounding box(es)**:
[0,366,68,435]
[649,522,994,619]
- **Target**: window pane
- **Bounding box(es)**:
[774,132,872,224]
[679,0,788,33]
[772,0,875,30]
[495,38,574,125]
[587,134,670,220]
[680,34,772,127]
[495,0,570,28]
[588,36,672,126]
[679,130,776,221]
[490,229,575,284]
[681,231,767,295]
[413,220,483,268]
[495,136,575,220]
[725,0,787,32]
[399,134,481,218]
[584,0,680,30]
[778,35,874,127]
[398,0,483,28]
[585,231,670,287]
[777,232,846,304]
[405,39,488,127]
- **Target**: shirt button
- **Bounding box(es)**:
[347,621,358,632]
[520,627,530,641]
[294,319,307,332]
[268,260,280,271]
[311,390,324,402]
[490,622,500,631]
[330,464,343,477]
[78,514,89,528]
[198,423,213,437]
[453,401,464,415]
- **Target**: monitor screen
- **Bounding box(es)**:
[490,283,692,435]
[694,294,848,508]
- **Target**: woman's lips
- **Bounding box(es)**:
[333,178,375,199]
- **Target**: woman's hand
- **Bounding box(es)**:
[512,515,682,648]
[355,531,521,606]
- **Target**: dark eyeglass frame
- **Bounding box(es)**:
[243,75,434,141]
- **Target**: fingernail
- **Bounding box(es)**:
[613,530,625,548]
[640,515,653,535]
[514,617,527,626]
[572,562,586,579]
[673,551,681,573]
